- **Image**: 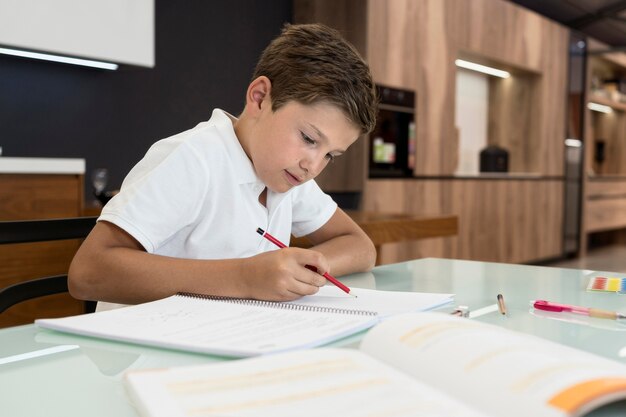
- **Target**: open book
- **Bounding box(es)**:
[125,312,626,417]
[35,287,452,357]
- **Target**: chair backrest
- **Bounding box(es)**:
[0,216,98,315]
[0,217,98,244]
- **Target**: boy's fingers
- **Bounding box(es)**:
[295,248,330,277]
[287,279,321,297]
[295,267,327,287]
[304,265,328,284]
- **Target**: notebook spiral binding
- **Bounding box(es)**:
[177,292,377,317]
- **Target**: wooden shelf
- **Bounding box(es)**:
[588,93,626,112]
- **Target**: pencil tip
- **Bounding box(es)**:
[256,228,265,235]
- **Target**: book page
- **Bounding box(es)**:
[360,313,626,417]
[36,295,377,357]
[294,286,453,317]
[125,348,489,417]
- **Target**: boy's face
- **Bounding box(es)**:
[247,99,360,193]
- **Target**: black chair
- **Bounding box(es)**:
[0,216,98,314]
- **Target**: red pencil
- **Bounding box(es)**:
[256,227,355,297]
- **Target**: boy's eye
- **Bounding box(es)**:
[301,131,338,163]
[300,132,316,145]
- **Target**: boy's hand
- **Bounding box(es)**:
[240,248,329,301]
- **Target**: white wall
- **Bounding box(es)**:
[455,68,488,174]
[0,0,154,67]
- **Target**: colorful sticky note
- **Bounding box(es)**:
[587,276,626,294]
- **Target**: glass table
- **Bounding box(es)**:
[1,258,625,416]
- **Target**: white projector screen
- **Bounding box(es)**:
[0,0,154,67]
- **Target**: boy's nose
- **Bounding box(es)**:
[300,155,326,179]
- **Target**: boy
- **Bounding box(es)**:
[69,23,378,309]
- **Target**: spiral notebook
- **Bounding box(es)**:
[36,287,452,357]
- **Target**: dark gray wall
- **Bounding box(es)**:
[0,0,292,197]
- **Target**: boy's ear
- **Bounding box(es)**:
[246,76,272,114]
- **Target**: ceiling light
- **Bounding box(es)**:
[587,102,613,114]
[455,59,510,78]
[0,47,118,70]
[564,139,582,148]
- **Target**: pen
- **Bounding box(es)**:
[497,294,507,315]
[256,228,356,297]
[531,300,626,321]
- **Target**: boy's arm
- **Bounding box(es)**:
[303,208,377,276]
[68,221,329,304]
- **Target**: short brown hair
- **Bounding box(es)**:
[252,23,377,134]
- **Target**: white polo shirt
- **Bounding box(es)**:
[100,109,337,260]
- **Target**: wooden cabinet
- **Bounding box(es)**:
[295,0,569,264]
[363,178,563,264]
[583,176,626,242]
[0,160,86,328]
[580,44,626,252]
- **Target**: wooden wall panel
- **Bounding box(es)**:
[0,174,85,328]
[368,0,569,176]
[457,0,545,72]
[363,179,563,264]
[538,21,569,176]
[293,0,367,58]
[366,0,420,89]
[488,75,539,173]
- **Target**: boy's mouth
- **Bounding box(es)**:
[284,170,303,186]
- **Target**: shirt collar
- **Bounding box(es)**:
[210,108,259,185]
[210,109,292,211]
